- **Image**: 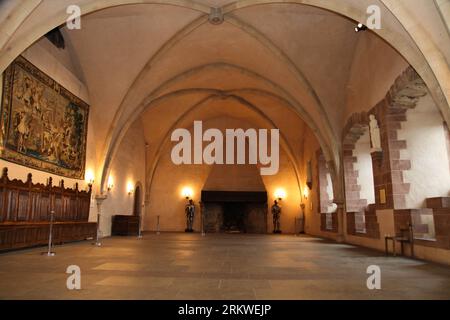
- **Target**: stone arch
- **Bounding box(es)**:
[2,2,337,187]
[342,112,371,213]
[2,0,448,205]
[372,67,428,210]
[100,63,337,194]
[144,93,305,204]
[342,67,430,237]
[221,0,450,124]
[342,112,380,238]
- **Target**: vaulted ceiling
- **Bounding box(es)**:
[58,4,388,163]
[1,0,448,192]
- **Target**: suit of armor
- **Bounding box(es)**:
[271,200,281,233]
[185,200,195,232]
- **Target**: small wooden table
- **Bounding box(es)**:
[112,215,139,236]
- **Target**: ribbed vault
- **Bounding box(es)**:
[0,0,449,204]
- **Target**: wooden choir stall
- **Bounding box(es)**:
[0,167,97,251]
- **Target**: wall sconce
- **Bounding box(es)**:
[274,188,286,201]
[303,186,309,200]
[182,187,193,200]
[85,169,95,187]
[127,182,134,195]
[107,175,114,192]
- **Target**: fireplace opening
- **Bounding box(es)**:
[222,202,246,233]
[201,191,268,234]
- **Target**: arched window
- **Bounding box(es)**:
[317,150,337,232]
[343,115,377,236]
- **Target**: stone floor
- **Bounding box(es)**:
[0,233,449,300]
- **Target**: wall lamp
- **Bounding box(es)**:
[303,186,309,200]
[127,182,134,195]
[85,170,95,188]
[182,187,193,200]
[107,176,114,192]
[274,188,286,201]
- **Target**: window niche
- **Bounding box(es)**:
[342,114,379,238]
[316,150,337,232]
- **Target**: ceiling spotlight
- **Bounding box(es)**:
[355,23,368,33]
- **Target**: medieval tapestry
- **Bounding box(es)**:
[0,56,89,179]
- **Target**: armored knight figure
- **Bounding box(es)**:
[185,199,195,232]
[271,200,281,233]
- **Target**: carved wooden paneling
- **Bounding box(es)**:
[0,167,96,251]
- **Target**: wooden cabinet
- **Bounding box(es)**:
[112,215,139,236]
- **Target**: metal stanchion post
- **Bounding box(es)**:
[201,215,205,237]
[201,202,205,237]
[94,212,102,246]
[156,215,160,235]
[299,203,306,235]
[295,217,298,237]
[42,210,56,256]
[137,213,143,239]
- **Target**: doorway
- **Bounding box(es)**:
[133,183,142,217]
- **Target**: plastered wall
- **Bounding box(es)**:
[144,116,302,234]
[354,131,375,205]
[345,32,408,122]
[399,95,450,208]
[99,119,146,236]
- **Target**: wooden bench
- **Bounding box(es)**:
[0,221,96,250]
[0,167,95,251]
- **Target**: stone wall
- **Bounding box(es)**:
[342,67,450,265]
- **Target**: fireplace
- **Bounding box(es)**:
[201,191,268,234]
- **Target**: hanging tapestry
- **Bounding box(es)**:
[0,56,89,179]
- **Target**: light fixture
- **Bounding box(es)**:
[85,169,94,187]
[303,186,309,200]
[107,175,114,192]
[355,23,368,32]
[182,187,193,200]
[127,182,134,195]
[209,7,224,25]
[274,188,286,201]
